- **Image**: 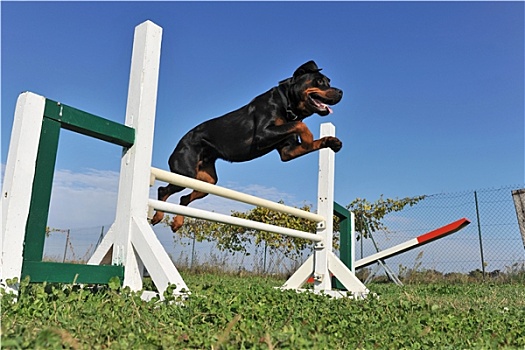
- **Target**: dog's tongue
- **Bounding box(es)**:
[320,102,333,114]
[313,98,333,114]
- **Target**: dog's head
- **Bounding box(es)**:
[281,61,343,118]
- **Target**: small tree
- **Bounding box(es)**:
[347,195,427,238]
[227,203,319,260]
[165,195,426,259]
[166,202,328,260]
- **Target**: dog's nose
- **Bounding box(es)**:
[335,88,343,100]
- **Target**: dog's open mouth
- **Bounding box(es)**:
[308,94,333,114]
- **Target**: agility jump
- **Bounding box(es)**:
[1,20,369,300]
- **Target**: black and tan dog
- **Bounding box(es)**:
[151,60,343,232]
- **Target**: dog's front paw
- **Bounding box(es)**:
[324,136,342,152]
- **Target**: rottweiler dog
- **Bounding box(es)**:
[151,60,343,232]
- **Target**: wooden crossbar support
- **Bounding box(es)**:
[44,100,135,147]
[21,262,124,284]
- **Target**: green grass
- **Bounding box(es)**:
[2,274,525,349]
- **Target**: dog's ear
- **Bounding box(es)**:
[293,61,322,78]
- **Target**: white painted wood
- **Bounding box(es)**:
[282,124,368,297]
[130,217,189,295]
[87,225,115,264]
[354,238,419,268]
[149,199,323,242]
[282,252,368,299]
[151,167,325,223]
[313,123,336,292]
[1,92,46,293]
[328,252,369,296]
[282,255,314,289]
[87,21,188,299]
[110,20,163,292]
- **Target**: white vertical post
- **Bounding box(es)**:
[272,122,368,297]
[313,123,336,292]
[1,93,46,293]
[88,20,188,298]
[109,20,163,290]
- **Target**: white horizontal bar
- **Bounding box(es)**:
[150,167,325,223]
[149,199,323,242]
[354,238,419,268]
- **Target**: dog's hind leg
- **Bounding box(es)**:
[170,161,218,232]
[150,183,184,226]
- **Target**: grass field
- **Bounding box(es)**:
[2,273,525,349]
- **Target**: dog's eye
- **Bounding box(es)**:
[317,79,325,86]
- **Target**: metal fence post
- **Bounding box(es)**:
[474,191,486,278]
[190,232,196,270]
[263,240,267,273]
[511,189,525,252]
[62,229,70,263]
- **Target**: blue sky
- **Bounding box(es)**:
[1,1,524,231]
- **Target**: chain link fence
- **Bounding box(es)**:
[43,185,525,278]
[357,185,525,277]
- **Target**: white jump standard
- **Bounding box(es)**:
[1,21,188,300]
[86,21,189,300]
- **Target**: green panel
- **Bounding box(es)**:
[334,202,352,266]
[22,261,124,284]
[24,117,61,262]
[44,99,135,148]
[333,202,353,290]
[334,202,350,220]
[20,100,131,288]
